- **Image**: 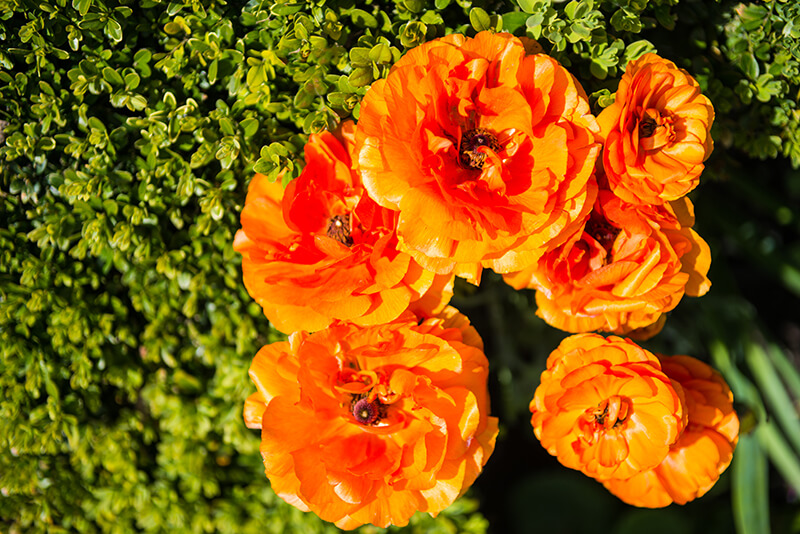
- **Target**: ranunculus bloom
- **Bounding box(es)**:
[530,334,686,481]
[597,53,714,205]
[233,121,453,334]
[603,354,739,507]
[243,309,499,529]
[505,187,711,338]
[355,31,600,283]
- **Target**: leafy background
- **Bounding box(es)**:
[1,0,799,533]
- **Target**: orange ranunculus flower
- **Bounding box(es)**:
[505,186,711,338]
[243,309,499,529]
[354,31,600,283]
[233,121,453,334]
[597,53,714,205]
[530,334,686,481]
[603,354,739,507]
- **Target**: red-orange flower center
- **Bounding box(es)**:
[637,109,676,152]
[335,367,398,417]
[351,397,382,425]
[584,215,619,257]
[459,128,502,170]
[639,116,657,138]
[326,214,353,246]
[587,395,631,430]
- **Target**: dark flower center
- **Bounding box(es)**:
[326,214,353,246]
[585,216,619,256]
[639,116,657,138]
[459,128,502,170]
[351,397,382,425]
[594,404,610,426]
[593,396,630,429]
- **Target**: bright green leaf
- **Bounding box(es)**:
[469,7,492,33]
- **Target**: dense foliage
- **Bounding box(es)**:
[1,0,798,533]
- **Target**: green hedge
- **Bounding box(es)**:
[2,1,799,533]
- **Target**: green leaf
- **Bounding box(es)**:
[87,116,105,131]
[739,5,769,31]
[610,7,643,33]
[732,434,770,534]
[102,67,123,86]
[67,27,81,51]
[208,59,218,84]
[503,12,530,33]
[79,59,99,76]
[123,71,140,90]
[740,54,760,80]
[246,64,266,88]
[327,92,346,106]
[490,14,503,32]
[129,95,147,111]
[369,43,392,64]
[709,340,768,423]
[219,117,236,136]
[517,0,538,14]
[133,49,151,64]
[271,2,304,16]
[164,22,183,35]
[568,22,591,41]
[348,67,373,88]
[403,0,425,13]
[400,21,427,48]
[420,11,442,25]
[191,141,216,168]
[757,422,800,495]
[746,342,800,455]
[469,7,491,33]
[38,137,56,151]
[767,344,800,400]
[293,87,316,109]
[654,5,675,30]
[72,0,92,16]
[105,19,122,42]
[564,0,577,20]
[350,9,378,29]
[591,88,615,108]
[239,117,259,139]
[52,48,70,60]
[624,40,655,61]
[526,14,545,38]
[39,81,55,96]
[348,47,372,66]
[589,60,608,79]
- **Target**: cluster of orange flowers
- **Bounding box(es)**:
[234,31,737,529]
[504,51,715,338]
[531,335,738,506]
